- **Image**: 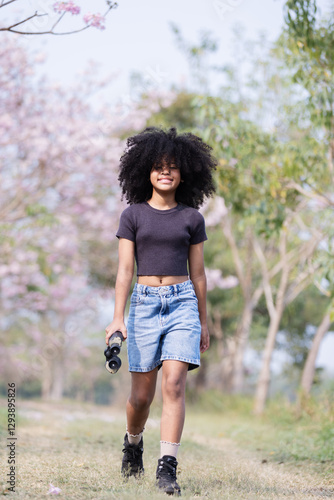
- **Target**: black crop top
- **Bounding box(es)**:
[116,202,207,276]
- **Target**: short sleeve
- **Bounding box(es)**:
[116,207,136,242]
[189,211,207,245]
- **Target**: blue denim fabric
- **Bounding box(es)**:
[126,280,201,372]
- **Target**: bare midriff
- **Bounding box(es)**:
[137,275,189,287]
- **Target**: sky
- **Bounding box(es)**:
[3,0,334,373]
[8,0,331,103]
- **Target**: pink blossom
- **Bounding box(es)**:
[20,291,48,312]
[47,483,61,495]
[9,262,22,274]
[200,196,228,227]
[54,235,68,250]
[83,13,106,30]
[0,265,10,277]
[28,328,43,342]
[0,35,158,396]
[1,282,26,298]
[206,268,239,291]
[53,2,80,15]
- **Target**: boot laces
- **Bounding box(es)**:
[157,457,177,481]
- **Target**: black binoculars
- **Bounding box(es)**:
[104,331,124,374]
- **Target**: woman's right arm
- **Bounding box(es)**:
[105,238,135,344]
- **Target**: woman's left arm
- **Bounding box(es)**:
[188,242,210,353]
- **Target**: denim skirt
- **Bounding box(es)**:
[126,280,201,372]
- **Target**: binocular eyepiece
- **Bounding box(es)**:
[104,331,124,374]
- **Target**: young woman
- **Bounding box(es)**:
[105,127,216,496]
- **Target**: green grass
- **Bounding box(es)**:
[186,390,334,471]
[0,394,333,499]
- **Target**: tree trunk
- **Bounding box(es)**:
[222,219,255,393]
[232,302,254,393]
[49,350,65,400]
[253,311,283,415]
[300,312,331,395]
[41,361,52,399]
[253,233,290,415]
[212,309,236,393]
[194,357,208,390]
[222,336,238,392]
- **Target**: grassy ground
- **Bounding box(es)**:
[0,394,333,499]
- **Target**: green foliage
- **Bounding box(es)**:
[145,91,198,132]
[250,300,271,349]
[15,380,42,399]
[190,94,302,238]
[284,0,318,45]
[25,203,48,217]
[278,288,328,365]
[279,1,334,317]
[280,134,329,184]
[313,229,334,299]
[128,20,334,400]
[169,23,218,91]
[170,22,218,59]
[281,0,334,130]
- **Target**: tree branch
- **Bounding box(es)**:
[221,214,248,297]
[301,312,332,395]
[50,12,66,32]
[313,280,331,297]
[287,180,334,207]
[0,12,48,31]
[275,230,290,316]
[0,0,17,7]
[253,238,276,319]
[284,266,316,305]
[0,3,117,36]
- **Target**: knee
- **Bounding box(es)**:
[129,392,152,412]
[162,377,185,401]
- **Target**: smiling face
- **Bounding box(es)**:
[150,158,181,196]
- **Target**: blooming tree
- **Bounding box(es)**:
[0,33,123,397]
[0,0,116,35]
[0,34,178,399]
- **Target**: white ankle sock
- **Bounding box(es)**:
[160,440,181,459]
[127,429,144,445]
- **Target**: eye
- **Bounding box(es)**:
[152,164,179,172]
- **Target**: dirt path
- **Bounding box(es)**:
[1,399,333,499]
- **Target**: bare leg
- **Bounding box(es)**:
[160,360,188,443]
[126,368,158,434]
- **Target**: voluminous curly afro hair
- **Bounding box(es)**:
[118,127,217,209]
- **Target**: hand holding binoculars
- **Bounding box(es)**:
[104,331,124,374]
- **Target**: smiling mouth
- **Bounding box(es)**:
[158,178,173,183]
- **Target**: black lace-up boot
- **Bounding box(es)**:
[121,434,144,477]
[156,455,181,496]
